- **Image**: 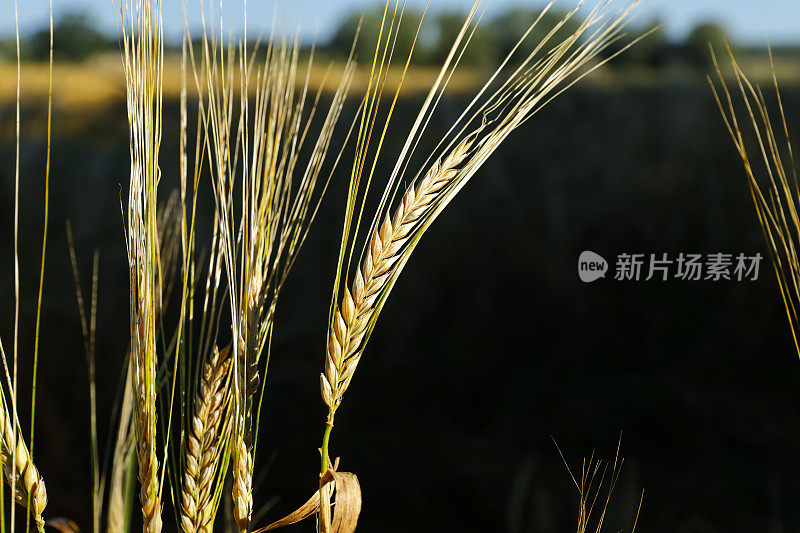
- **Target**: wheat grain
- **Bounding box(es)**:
[134,339,162,533]
[181,345,232,533]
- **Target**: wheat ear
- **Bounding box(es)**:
[319,0,646,494]
[181,346,232,533]
[321,141,471,413]
[133,333,161,533]
[119,0,165,529]
[0,394,47,532]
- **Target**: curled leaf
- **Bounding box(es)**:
[253,457,361,533]
[319,468,361,533]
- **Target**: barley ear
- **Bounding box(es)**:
[119,0,166,528]
[323,141,472,415]
[181,345,232,533]
[318,2,645,529]
[0,395,47,531]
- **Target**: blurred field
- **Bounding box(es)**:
[4,52,800,120]
[0,53,485,110]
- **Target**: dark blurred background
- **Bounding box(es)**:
[2,1,800,532]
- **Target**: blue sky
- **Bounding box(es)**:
[2,0,800,45]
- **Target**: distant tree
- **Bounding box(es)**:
[684,21,731,68]
[31,11,112,62]
[431,12,499,69]
[600,20,670,68]
[633,21,670,67]
[329,7,429,64]
[489,8,581,65]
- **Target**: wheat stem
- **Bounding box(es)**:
[319,417,334,476]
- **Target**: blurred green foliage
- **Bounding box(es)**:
[0,11,114,62]
[600,20,670,67]
[431,11,498,69]
[31,11,114,62]
[324,7,741,73]
[685,21,732,68]
[491,8,582,61]
[330,7,429,66]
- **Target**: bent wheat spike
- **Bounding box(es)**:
[316,2,646,528]
[322,142,472,411]
[180,346,232,533]
[0,395,47,532]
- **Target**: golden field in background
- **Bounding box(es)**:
[3,52,800,117]
[0,52,485,110]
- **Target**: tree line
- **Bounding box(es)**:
[1,7,735,69]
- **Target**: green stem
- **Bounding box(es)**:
[320,413,335,475]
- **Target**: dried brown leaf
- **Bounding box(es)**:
[253,458,361,533]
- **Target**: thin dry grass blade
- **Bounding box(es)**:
[0,2,50,530]
[66,227,103,533]
[556,440,641,533]
[47,518,81,533]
